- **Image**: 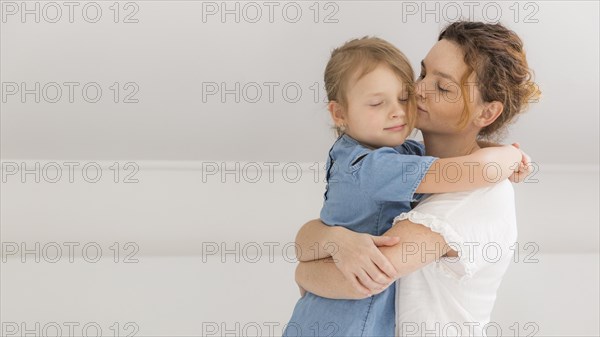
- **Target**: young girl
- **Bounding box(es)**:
[283,37,525,337]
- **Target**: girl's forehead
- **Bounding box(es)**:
[351,65,408,89]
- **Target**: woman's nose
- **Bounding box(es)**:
[415,80,426,99]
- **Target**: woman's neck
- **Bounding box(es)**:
[422,131,481,159]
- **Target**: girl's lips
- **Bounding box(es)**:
[385,124,406,131]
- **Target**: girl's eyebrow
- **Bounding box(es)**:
[421,60,458,83]
[366,91,408,97]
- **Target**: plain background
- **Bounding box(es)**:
[1,1,599,336]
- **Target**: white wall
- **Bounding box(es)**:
[1,161,598,254]
[1,1,598,165]
[2,254,598,336]
[1,162,598,336]
[1,1,599,336]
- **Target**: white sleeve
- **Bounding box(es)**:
[393,181,517,281]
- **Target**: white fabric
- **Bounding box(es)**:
[394,180,518,337]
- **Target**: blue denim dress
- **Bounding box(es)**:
[283,134,436,337]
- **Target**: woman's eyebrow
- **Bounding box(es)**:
[421,60,458,83]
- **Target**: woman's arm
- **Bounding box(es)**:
[415,145,521,193]
[295,219,400,263]
[295,219,401,289]
[296,219,453,299]
[296,257,369,300]
[295,219,344,262]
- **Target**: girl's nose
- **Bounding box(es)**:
[390,104,405,119]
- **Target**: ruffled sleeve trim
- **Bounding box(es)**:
[393,211,476,282]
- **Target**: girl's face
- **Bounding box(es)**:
[415,39,485,135]
[334,64,411,148]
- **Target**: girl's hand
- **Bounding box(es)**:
[329,228,401,296]
[509,142,534,183]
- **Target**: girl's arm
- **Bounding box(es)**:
[478,141,534,183]
[296,219,452,299]
[415,145,521,194]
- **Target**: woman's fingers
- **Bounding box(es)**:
[363,264,394,289]
[347,273,372,297]
[371,235,400,247]
[362,267,393,295]
[356,268,385,292]
[370,235,400,278]
[332,231,398,296]
[371,250,399,279]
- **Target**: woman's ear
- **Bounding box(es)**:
[475,101,504,128]
[328,101,346,126]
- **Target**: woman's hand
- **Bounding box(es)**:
[509,142,534,183]
[298,284,307,297]
[329,228,401,295]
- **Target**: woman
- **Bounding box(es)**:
[292,21,540,336]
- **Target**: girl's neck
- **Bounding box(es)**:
[421,131,481,159]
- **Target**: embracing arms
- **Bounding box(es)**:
[414,144,525,193]
[295,218,453,299]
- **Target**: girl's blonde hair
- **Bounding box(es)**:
[324,36,417,137]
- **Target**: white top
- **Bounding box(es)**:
[394,180,518,337]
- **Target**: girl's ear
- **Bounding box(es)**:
[475,101,503,128]
[328,101,346,125]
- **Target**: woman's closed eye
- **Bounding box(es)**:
[436,83,449,93]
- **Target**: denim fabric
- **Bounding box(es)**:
[283,134,436,337]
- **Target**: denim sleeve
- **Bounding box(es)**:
[401,139,426,156]
[355,147,437,202]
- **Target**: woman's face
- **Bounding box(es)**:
[415,39,484,135]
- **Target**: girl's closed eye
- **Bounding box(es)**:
[369,101,383,107]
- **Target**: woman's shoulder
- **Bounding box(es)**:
[411,180,516,229]
[419,180,514,207]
